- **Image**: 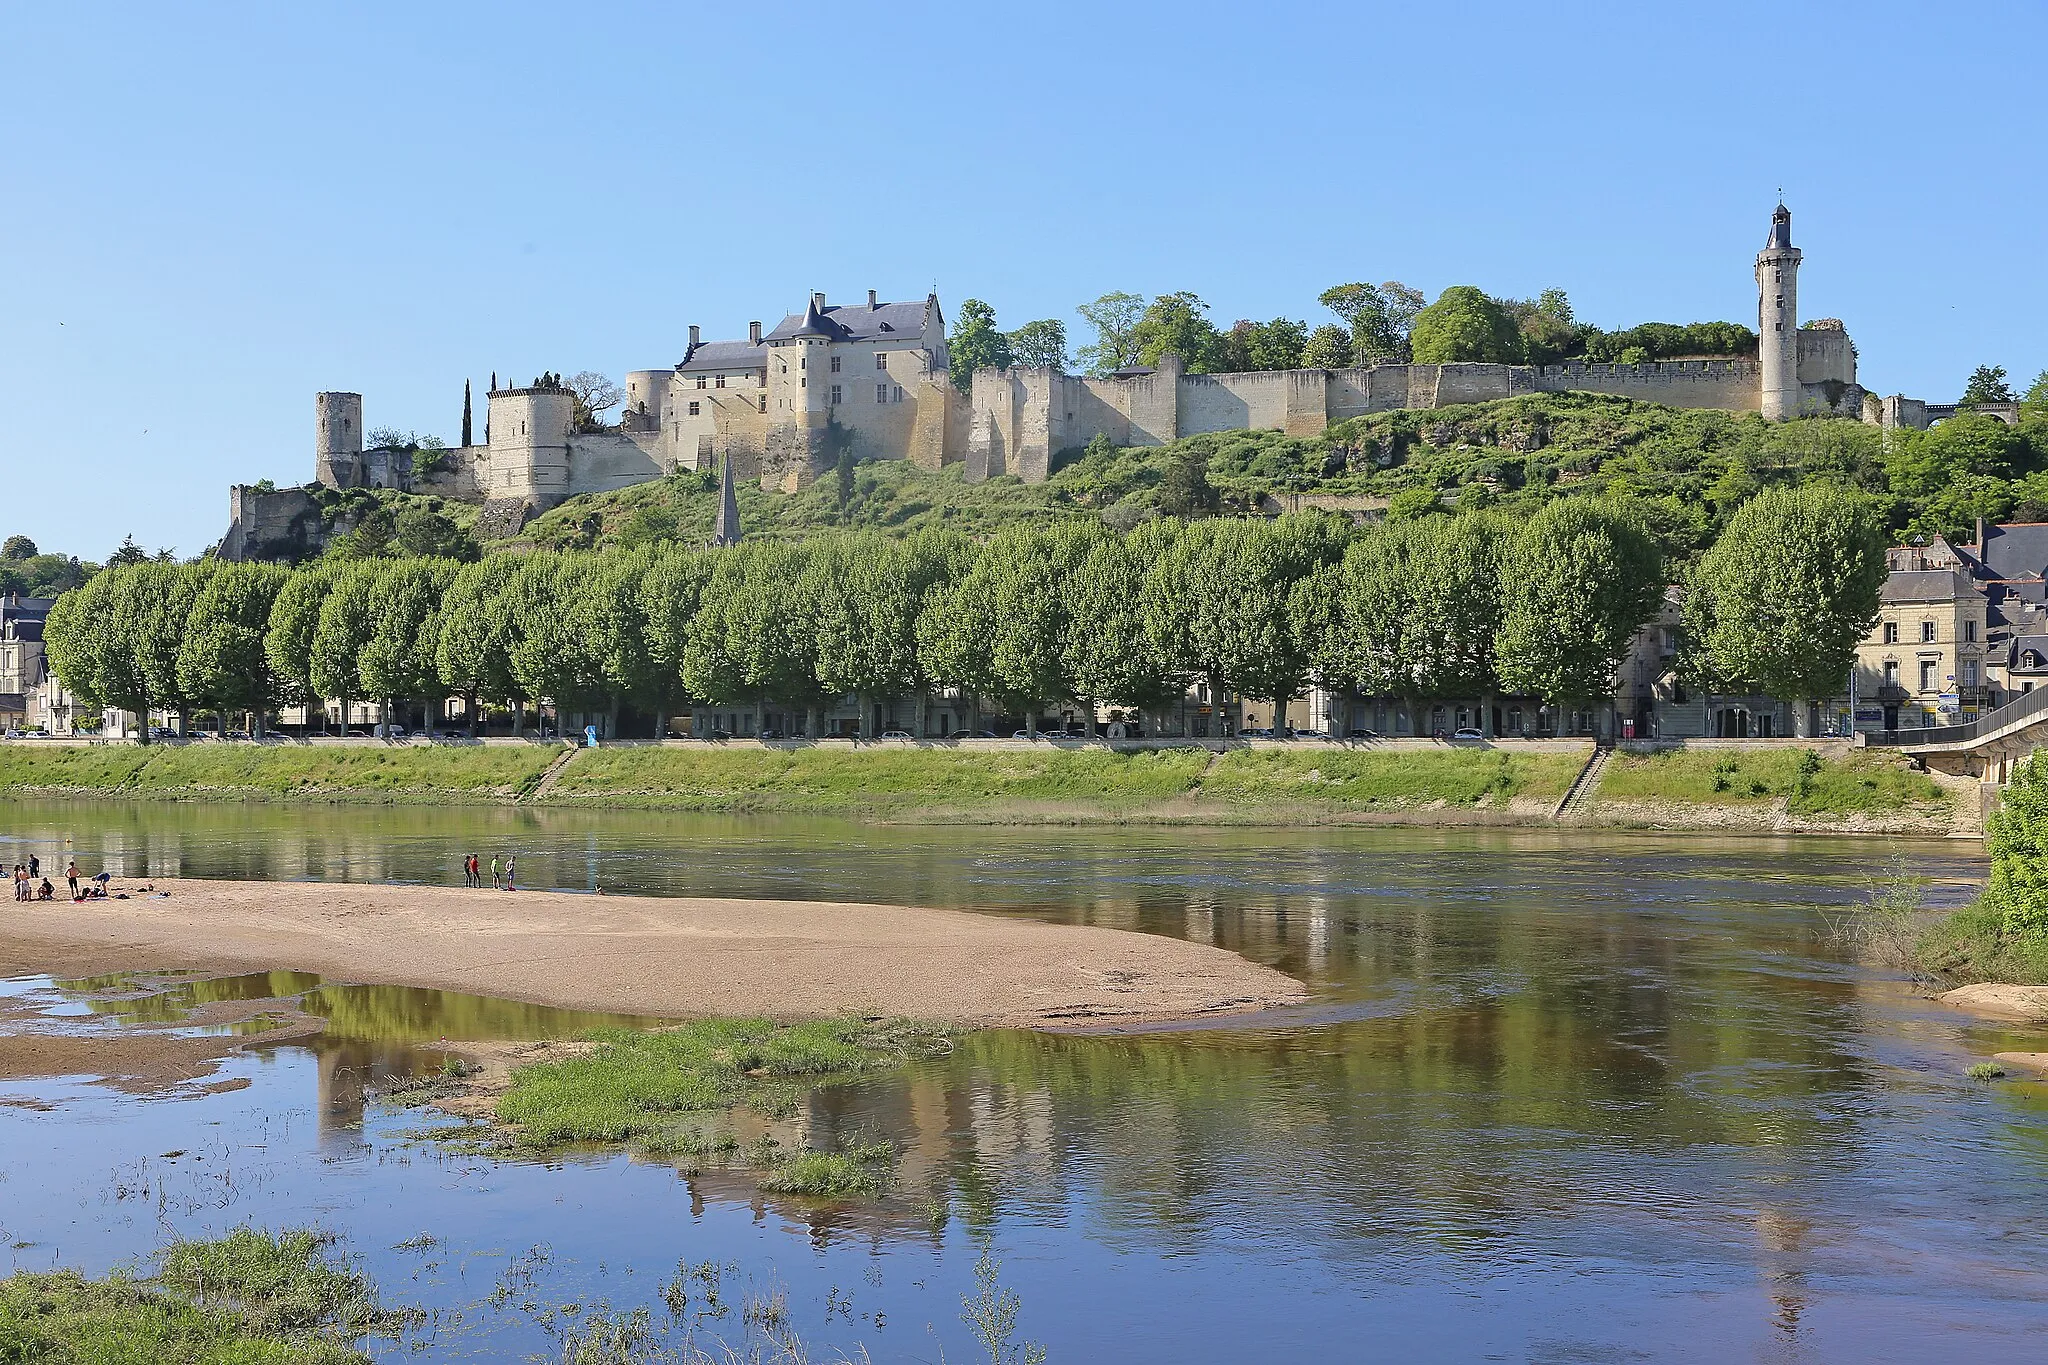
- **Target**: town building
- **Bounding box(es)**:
[0,595,52,731]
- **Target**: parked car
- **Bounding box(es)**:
[225,730,251,741]
[1346,728,1381,740]
[757,728,782,740]
[1011,730,1038,740]
[1452,727,1486,740]
[949,730,999,740]
[878,730,914,741]
[2,729,22,740]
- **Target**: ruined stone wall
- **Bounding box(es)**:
[219,485,325,562]
[566,430,667,494]
[1529,359,1761,411]
[412,444,489,502]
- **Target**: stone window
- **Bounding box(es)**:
[688,401,700,416]
[876,353,888,371]
[1964,660,1980,688]
[876,384,889,403]
[800,378,806,389]
[758,395,767,414]
[1883,621,1898,644]
[830,355,842,373]
[696,376,707,389]
[893,386,903,403]
[1883,660,1899,686]
[830,385,842,404]
[1966,620,1978,642]
[715,375,725,388]
[1919,661,1937,692]
[1921,620,1937,643]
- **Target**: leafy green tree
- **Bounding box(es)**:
[1409,286,1525,364]
[948,299,1014,393]
[1338,521,1423,730]
[1007,319,1068,371]
[1495,500,1663,716]
[177,562,288,736]
[1404,513,1508,732]
[555,550,656,736]
[2020,369,2048,422]
[1157,449,1218,518]
[1300,324,1353,369]
[1217,318,1307,372]
[45,574,120,723]
[109,535,147,567]
[1960,364,2015,407]
[1131,292,1225,372]
[683,541,817,729]
[916,554,996,734]
[2,535,35,559]
[1683,485,1886,734]
[501,552,570,730]
[804,533,920,738]
[1386,486,1444,520]
[393,505,482,561]
[264,565,335,728]
[638,545,711,731]
[436,556,522,735]
[359,558,457,734]
[1501,289,1586,364]
[310,562,383,733]
[1987,754,2048,938]
[1064,531,1187,734]
[975,525,1098,734]
[1318,281,1424,361]
[47,565,198,739]
[1075,292,1146,376]
[1286,559,1345,734]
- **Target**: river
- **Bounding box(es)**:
[1,800,2044,1361]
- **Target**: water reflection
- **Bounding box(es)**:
[4,802,2047,1358]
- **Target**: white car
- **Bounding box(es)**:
[878,730,914,741]
[1451,727,1486,740]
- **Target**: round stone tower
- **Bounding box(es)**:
[315,392,364,488]
[1754,202,1802,421]
[485,386,576,505]
[624,369,672,432]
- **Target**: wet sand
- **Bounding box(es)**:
[0,877,1306,1030]
[1938,982,2048,1022]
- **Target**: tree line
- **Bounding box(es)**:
[948,285,1760,387]
[43,487,1884,743]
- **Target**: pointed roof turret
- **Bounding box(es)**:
[1766,200,1793,250]
[792,292,834,339]
[712,452,742,547]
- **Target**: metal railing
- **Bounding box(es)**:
[1864,684,2048,748]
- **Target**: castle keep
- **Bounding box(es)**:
[223,205,1943,559]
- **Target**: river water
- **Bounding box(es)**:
[2,800,2045,1361]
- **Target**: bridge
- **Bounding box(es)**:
[1863,685,2048,779]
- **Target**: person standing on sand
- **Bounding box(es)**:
[27,854,38,880]
[506,854,516,891]
[66,860,79,898]
[469,854,480,888]
[490,855,501,890]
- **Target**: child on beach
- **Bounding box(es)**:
[491,855,501,890]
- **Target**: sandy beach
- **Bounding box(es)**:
[0,877,1306,1029]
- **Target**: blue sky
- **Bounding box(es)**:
[2,1,2042,559]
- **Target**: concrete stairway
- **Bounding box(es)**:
[1553,744,1614,821]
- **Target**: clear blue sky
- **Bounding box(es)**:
[2,1,2042,559]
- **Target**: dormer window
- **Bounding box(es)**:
[2027,650,2044,670]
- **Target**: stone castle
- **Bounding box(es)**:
[221,204,1953,559]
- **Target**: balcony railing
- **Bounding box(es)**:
[1865,682,2048,748]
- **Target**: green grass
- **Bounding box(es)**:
[541,744,1214,814]
[0,1228,407,1365]
[1967,1061,2008,1081]
[1917,897,2048,986]
[1200,747,1584,808]
[1593,748,1947,816]
[480,1016,948,1199]
[0,743,563,802]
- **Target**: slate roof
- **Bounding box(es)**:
[1973,523,2048,581]
[1881,569,1981,604]
[2009,635,2048,671]
[763,298,931,345]
[676,339,768,374]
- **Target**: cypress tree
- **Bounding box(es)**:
[461,380,473,447]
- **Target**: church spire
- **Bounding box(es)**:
[712,452,742,546]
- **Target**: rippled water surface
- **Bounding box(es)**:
[2,800,2045,1361]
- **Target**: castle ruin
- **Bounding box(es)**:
[221,204,1961,560]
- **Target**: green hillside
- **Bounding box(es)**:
[504,391,2044,560]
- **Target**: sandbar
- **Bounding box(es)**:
[0,878,1305,1029]
[1936,982,2048,1023]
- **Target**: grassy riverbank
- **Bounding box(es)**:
[0,740,1958,829]
[0,1228,410,1364]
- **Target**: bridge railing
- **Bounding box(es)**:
[1864,684,2048,748]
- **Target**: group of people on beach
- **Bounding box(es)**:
[461,852,516,890]
[12,854,102,902]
